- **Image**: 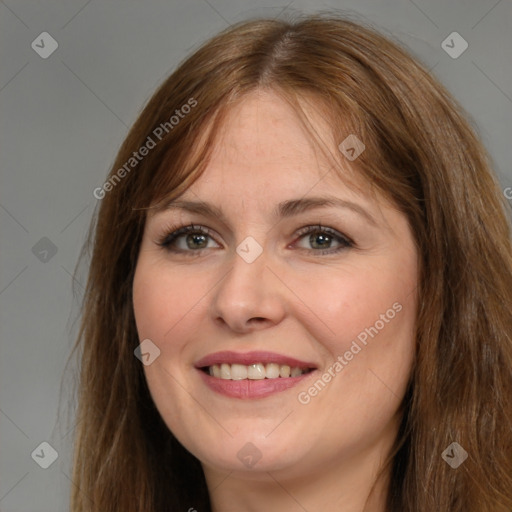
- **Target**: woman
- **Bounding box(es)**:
[71,14,512,512]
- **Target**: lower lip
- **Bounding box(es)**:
[196,368,317,399]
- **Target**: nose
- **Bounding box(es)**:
[209,245,286,334]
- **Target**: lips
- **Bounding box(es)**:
[194,350,317,370]
[194,350,319,399]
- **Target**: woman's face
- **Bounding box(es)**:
[133,89,418,481]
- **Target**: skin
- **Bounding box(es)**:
[132,89,418,512]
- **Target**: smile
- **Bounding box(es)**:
[204,363,315,380]
[195,350,319,399]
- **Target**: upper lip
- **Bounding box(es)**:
[195,350,318,369]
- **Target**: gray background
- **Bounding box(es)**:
[0,0,511,510]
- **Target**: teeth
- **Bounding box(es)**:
[290,367,303,377]
[230,364,247,380]
[220,363,231,379]
[207,363,310,380]
[265,363,280,379]
[247,363,265,380]
[280,365,291,378]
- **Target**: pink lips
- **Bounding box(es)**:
[194,350,318,400]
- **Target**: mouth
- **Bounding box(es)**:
[194,351,318,399]
[195,350,318,379]
[199,363,315,380]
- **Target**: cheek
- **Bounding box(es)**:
[132,261,206,424]
[132,260,205,342]
[290,266,416,448]
[287,259,416,360]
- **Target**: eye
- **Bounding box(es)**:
[157,222,353,256]
[157,223,220,255]
[292,224,353,255]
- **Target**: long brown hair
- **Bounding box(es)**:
[69,13,512,511]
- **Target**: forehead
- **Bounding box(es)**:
[187,89,367,199]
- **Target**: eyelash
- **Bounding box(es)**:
[156,222,354,257]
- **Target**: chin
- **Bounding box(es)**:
[193,435,306,474]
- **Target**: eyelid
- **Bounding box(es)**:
[293,224,353,244]
[290,224,354,254]
[157,223,220,248]
[156,222,354,255]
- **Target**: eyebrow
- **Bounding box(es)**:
[158,195,378,227]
